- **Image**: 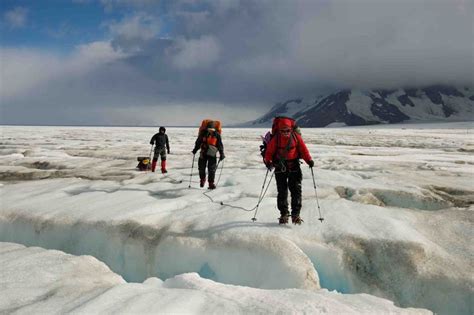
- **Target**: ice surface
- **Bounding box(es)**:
[0,242,429,314]
[1,124,473,314]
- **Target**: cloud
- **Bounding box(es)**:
[0,49,62,100]
[161,0,474,97]
[106,13,161,52]
[3,7,28,28]
[103,101,263,126]
[1,0,473,126]
[172,36,220,70]
[0,41,127,101]
[283,0,474,89]
[75,40,128,63]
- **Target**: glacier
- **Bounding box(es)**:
[0,123,473,314]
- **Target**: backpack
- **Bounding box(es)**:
[260,116,300,159]
[199,119,222,157]
[199,119,222,135]
[136,156,151,171]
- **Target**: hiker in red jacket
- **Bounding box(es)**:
[263,117,314,225]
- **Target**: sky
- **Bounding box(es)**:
[0,0,473,126]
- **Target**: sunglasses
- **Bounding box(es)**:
[280,129,291,134]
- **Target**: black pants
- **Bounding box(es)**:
[198,155,217,182]
[153,147,167,161]
[275,166,302,217]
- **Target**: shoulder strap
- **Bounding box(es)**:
[293,132,298,146]
[283,132,299,159]
[285,132,294,152]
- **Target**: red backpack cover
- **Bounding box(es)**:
[262,116,311,164]
[271,116,297,135]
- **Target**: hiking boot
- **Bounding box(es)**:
[161,160,167,173]
[279,215,289,225]
[208,181,216,190]
[200,178,206,188]
[292,215,303,225]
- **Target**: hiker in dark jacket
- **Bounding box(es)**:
[192,126,225,189]
[263,117,314,225]
[150,126,170,173]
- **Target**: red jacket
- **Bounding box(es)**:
[264,132,312,166]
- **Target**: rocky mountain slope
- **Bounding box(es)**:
[247,85,474,127]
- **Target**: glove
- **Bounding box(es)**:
[265,161,273,171]
[192,149,198,155]
[308,160,314,168]
[167,150,170,154]
[150,141,154,145]
[219,154,225,161]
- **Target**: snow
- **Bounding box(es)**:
[1,124,473,314]
[283,100,311,117]
[346,89,473,123]
[345,90,380,121]
[326,122,348,128]
[253,88,474,127]
[441,94,474,118]
[381,89,474,122]
[245,95,325,127]
[385,89,445,120]
[0,242,429,314]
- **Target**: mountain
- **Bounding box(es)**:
[246,85,474,127]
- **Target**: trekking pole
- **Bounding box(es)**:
[147,144,154,172]
[215,159,224,186]
[251,168,270,222]
[188,154,196,188]
[310,167,324,222]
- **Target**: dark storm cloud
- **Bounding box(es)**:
[106,0,474,99]
[1,0,473,125]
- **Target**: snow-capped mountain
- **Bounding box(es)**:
[248,85,474,127]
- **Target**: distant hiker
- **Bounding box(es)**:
[263,117,314,225]
[192,119,225,189]
[150,126,170,173]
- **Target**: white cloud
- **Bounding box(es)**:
[207,0,241,15]
[0,41,127,101]
[172,36,220,70]
[2,0,473,125]
[4,7,28,29]
[107,14,159,40]
[175,10,210,32]
[281,0,474,89]
[105,101,264,126]
[0,48,62,100]
[106,13,161,52]
[75,41,127,64]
